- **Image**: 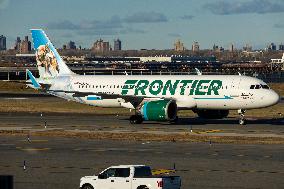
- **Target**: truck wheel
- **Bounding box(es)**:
[82,184,94,189]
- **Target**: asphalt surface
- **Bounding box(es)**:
[0,94,284,189]
[0,136,283,189]
[0,112,283,137]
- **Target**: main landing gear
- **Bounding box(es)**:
[129,114,143,124]
[238,109,246,125]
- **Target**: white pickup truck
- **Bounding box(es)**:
[80,165,181,189]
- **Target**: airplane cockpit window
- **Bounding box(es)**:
[261,84,270,89]
[255,85,260,89]
[250,85,255,89]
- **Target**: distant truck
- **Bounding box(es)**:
[79,165,181,189]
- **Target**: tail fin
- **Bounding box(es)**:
[30,29,73,79]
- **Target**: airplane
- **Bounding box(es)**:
[26,29,280,125]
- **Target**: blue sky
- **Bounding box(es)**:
[0,0,283,50]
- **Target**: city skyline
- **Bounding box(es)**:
[0,0,284,50]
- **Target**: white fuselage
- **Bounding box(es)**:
[48,74,279,110]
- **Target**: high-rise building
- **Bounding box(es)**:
[15,37,21,51]
[174,40,185,51]
[279,43,284,51]
[67,41,76,50]
[92,39,110,52]
[229,43,234,52]
[0,35,6,51]
[267,43,277,51]
[192,41,199,52]
[20,36,31,53]
[114,39,122,51]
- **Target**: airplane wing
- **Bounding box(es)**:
[47,89,171,108]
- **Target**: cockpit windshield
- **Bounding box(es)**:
[250,84,270,89]
[261,84,270,89]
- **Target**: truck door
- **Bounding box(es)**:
[109,168,131,189]
[96,168,116,189]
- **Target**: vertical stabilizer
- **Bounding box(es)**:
[31,29,73,78]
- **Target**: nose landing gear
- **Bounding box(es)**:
[238,109,246,125]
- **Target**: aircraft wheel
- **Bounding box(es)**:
[239,118,246,125]
[170,116,179,124]
[130,115,143,124]
[82,184,94,189]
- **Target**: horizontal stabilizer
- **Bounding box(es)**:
[26,69,41,89]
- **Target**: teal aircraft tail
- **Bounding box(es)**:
[30,29,73,79]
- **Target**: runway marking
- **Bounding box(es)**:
[194,129,222,134]
[264,155,271,158]
[16,147,51,151]
[236,154,244,157]
[0,143,15,146]
[4,98,28,100]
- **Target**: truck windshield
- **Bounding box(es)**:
[134,166,152,177]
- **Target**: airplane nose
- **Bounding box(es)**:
[270,90,280,106]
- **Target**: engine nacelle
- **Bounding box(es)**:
[140,100,177,121]
[195,109,229,119]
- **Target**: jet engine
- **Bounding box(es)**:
[140,100,177,121]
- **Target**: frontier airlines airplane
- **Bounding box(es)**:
[26,29,280,125]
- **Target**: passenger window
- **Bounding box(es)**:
[134,167,152,177]
[114,168,130,177]
[250,85,255,89]
[102,168,116,178]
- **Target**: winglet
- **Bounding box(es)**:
[26,69,41,89]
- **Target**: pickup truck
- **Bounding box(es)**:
[80,165,181,189]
